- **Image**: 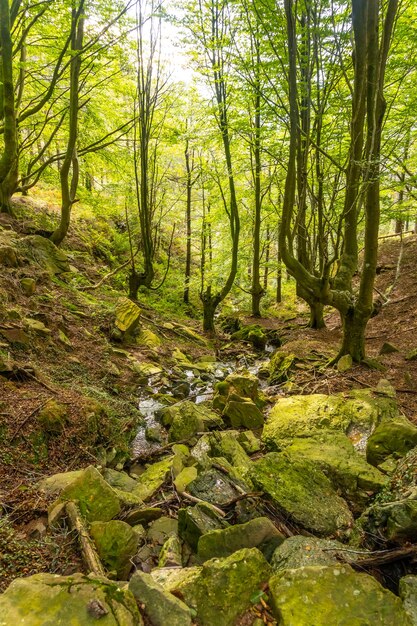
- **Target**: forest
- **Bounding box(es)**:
[1,0,417,624]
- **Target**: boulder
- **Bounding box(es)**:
[188,468,247,507]
[271,536,345,571]
[36,400,68,435]
[0,244,19,267]
[400,576,417,625]
[162,548,272,626]
[147,516,178,545]
[20,277,36,295]
[286,431,387,506]
[137,328,161,349]
[268,350,296,384]
[129,571,192,626]
[197,516,284,561]
[17,235,70,274]
[251,452,353,536]
[0,572,142,625]
[223,398,264,429]
[262,391,398,451]
[237,430,261,454]
[168,402,205,443]
[58,466,121,522]
[133,457,172,501]
[101,468,138,493]
[269,565,412,625]
[178,503,227,551]
[231,324,267,350]
[366,418,417,467]
[114,297,141,338]
[90,520,139,579]
[158,534,183,567]
[38,470,84,495]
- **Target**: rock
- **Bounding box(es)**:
[133,457,172,501]
[380,342,400,355]
[223,398,264,429]
[90,520,139,579]
[0,245,19,267]
[130,361,162,378]
[178,503,227,550]
[269,565,412,625]
[237,430,261,454]
[376,378,397,398]
[231,324,267,350]
[114,297,141,338]
[147,517,178,545]
[124,507,163,526]
[406,349,417,361]
[137,328,161,349]
[24,318,51,336]
[152,566,201,592]
[158,534,183,567]
[268,350,296,384]
[400,576,417,625]
[167,402,205,443]
[337,354,353,372]
[0,354,13,375]
[188,468,247,507]
[174,466,198,492]
[58,329,72,347]
[202,431,252,478]
[0,572,142,625]
[271,536,345,571]
[262,391,398,451]
[367,418,417,467]
[251,452,353,536]
[17,235,70,274]
[357,447,417,544]
[0,327,30,346]
[38,470,84,495]
[36,399,68,435]
[129,571,192,626]
[20,277,36,295]
[145,425,164,443]
[286,431,387,506]
[58,466,121,522]
[160,548,272,626]
[101,468,138,493]
[197,516,284,561]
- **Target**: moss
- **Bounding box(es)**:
[133,457,172,501]
[366,418,417,467]
[59,466,121,522]
[268,350,296,384]
[37,400,68,435]
[90,520,138,579]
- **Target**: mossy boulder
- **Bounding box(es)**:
[38,470,84,495]
[269,565,412,625]
[0,244,20,267]
[251,452,353,536]
[165,401,206,443]
[36,399,68,435]
[90,520,139,579]
[129,571,192,626]
[137,328,161,349]
[268,350,296,384]
[188,468,248,507]
[286,431,387,506]
[58,466,121,522]
[231,324,267,350]
[114,297,141,339]
[195,431,252,479]
[400,576,417,625]
[158,534,183,567]
[101,468,138,493]
[271,536,346,571]
[178,503,227,551]
[197,516,284,561]
[0,572,142,625]
[158,548,272,626]
[223,398,264,429]
[366,418,417,467]
[133,457,172,501]
[20,277,36,295]
[17,235,70,274]
[262,391,398,451]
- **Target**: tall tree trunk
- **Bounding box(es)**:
[0,0,18,215]
[251,43,263,318]
[183,138,192,304]
[50,1,84,244]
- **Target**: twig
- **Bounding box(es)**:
[338,545,417,569]
[23,370,57,393]
[10,400,50,442]
[178,491,226,518]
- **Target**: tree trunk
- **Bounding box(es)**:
[308,300,325,329]
[251,46,263,318]
[201,289,220,334]
[339,309,366,362]
[183,138,192,304]
[0,0,18,216]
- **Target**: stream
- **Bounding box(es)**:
[132,348,274,457]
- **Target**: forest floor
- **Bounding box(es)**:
[0,203,416,591]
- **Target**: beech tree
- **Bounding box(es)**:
[279,0,400,361]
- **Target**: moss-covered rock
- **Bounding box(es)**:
[268,350,296,384]
[286,431,387,506]
[263,391,398,451]
[58,466,121,522]
[178,503,227,551]
[223,398,264,429]
[367,418,417,467]
[400,576,417,625]
[269,565,412,625]
[129,571,192,626]
[0,572,142,625]
[36,399,68,435]
[133,457,172,501]
[38,470,84,495]
[101,468,138,493]
[90,520,138,579]
[159,548,272,626]
[251,452,353,536]
[137,328,161,349]
[174,466,198,492]
[271,536,346,571]
[114,297,141,338]
[158,534,183,567]
[188,468,248,507]
[17,235,70,274]
[237,430,261,454]
[166,401,206,443]
[231,324,267,350]
[20,277,36,295]
[197,516,284,561]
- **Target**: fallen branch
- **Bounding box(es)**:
[65,501,106,576]
[178,491,226,518]
[337,545,417,569]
